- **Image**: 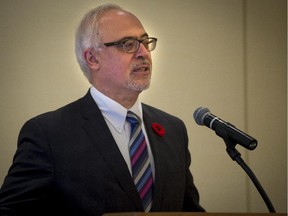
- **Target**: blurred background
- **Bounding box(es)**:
[0,0,286,213]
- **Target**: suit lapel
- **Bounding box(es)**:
[142,104,169,211]
[79,92,143,210]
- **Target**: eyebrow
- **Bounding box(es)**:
[103,33,150,46]
[119,33,149,42]
[140,33,149,39]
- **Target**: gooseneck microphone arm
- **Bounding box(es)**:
[194,107,276,213]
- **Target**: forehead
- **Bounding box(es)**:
[98,10,146,41]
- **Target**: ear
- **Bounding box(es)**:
[84,49,100,70]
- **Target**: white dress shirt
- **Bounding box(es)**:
[90,87,155,177]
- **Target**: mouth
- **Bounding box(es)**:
[132,65,150,73]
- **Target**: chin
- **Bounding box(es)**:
[127,81,150,92]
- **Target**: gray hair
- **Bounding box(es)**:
[75,4,123,81]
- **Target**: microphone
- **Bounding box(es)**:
[193,107,257,150]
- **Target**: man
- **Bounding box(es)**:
[0,3,205,216]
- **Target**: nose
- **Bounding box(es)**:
[134,42,150,59]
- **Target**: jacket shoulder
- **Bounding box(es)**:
[142,103,183,122]
[23,91,96,129]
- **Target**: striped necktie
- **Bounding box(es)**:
[126,111,153,212]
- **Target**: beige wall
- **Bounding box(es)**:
[0,0,286,213]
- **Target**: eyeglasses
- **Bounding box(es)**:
[103,37,157,53]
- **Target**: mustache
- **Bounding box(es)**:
[131,59,151,70]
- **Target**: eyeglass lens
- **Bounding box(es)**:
[123,38,156,53]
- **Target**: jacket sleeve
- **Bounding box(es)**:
[0,118,55,215]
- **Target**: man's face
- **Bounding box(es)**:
[91,10,153,98]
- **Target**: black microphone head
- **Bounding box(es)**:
[193,107,210,125]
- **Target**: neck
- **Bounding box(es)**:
[115,94,139,109]
[94,86,140,109]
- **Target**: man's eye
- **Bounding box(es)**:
[124,40,135,49]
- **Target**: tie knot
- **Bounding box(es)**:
[126,111,141,135]
[126,111,140,125]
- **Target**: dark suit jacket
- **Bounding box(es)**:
[0,90,204,215]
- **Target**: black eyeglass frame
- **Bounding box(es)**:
[103,37,158,53]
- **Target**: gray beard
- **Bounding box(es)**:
[125,79,151,92]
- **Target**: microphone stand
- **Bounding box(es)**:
[224,138,276,213]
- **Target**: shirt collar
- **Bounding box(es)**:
[90,86,143,132]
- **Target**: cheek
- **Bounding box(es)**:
[104,60,131,84]
[99,51,133,77]
[110,56,132,74]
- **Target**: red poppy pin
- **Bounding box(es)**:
[151,123,165,137]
